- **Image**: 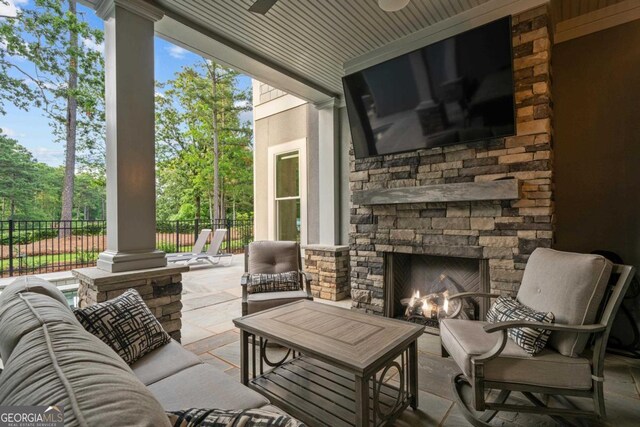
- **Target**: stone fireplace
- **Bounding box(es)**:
[349,5,554,317]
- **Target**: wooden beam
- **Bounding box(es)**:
[352,179,519,205]
[555,0,640,44]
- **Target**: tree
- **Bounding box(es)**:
[74,171,105,220]
[201,60,252,221]
[0,135,104,221]
[155,60,253,222]
[60,0,78,234]
[0,133,38,219]
[31,163,63,219]
[0,0,105,232]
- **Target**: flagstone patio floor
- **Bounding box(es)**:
[181,255,640,426]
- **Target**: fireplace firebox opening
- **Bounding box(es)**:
[384,253,490,334]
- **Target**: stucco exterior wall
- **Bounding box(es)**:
[252,80,319,243]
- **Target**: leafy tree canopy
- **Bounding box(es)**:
[0,132,38,219]
[0,0,105,169]
[156,60,253,222]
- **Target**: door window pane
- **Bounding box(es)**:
[277,199,300,241]
[275,150,301,242]
[276,152,299,198]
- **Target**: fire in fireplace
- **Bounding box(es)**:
[403,289,449,327]
[384,253,489,333]
[400,274,475,328]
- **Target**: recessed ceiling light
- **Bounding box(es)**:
[378,0,410,12]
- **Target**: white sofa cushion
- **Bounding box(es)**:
[131,339,202,386]
[147,364,269,411]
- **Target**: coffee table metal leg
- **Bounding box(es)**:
[355,374,369,427]
[409,340,419,410]
[240,330,249,385]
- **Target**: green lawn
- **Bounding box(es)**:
[0,251,99,273]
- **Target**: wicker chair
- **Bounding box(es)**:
[440,248,635,426]
[241,241,313,316]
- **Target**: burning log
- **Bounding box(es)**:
[400,274,475,325]
[402,290,452,320]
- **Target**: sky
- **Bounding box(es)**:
[0,0,253,167]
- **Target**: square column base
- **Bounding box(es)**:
[303,245,350,301]
[72,265,189,342]
[97,250,167,273]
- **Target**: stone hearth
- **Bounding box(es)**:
[349,5,554,315]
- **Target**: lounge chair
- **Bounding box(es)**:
[166,228,211,263]
[168,229,232,266]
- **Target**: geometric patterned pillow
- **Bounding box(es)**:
[167,408,305,427]
[246,271,300,294]
[486,296,555,355]
[73,289,171,364]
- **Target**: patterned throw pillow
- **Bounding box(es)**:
[74,289,171,364]
[247,271,300,294]
[487,296,555,355]
[167,408,305,427]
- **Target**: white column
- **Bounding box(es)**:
[317,98,341,245]
[96,0,166,272]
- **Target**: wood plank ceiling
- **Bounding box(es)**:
[153,0,490,96]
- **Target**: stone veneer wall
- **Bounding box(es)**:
[73,265,188,342]
[349,5,554,314]
[304,245,350,301]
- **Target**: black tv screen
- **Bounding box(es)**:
[343,17,515,159]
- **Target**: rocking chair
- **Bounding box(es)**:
[440,248,635,426]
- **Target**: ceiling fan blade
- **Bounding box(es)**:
[249,0,278,15]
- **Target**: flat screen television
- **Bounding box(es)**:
[343,16,515,159]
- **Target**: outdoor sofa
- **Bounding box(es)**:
[0,276,287,426]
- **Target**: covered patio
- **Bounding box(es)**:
[177,261,640,426]
[1,0,639,426]
[1,257,638,425]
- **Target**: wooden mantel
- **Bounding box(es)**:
[352,179,519,205]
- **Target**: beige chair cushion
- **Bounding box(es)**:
[247,290,311,314]
[147,364,270,411]
[441,319,593,390]
[517,248,612,357]
[131,339,202,386]
[248,241,300,274]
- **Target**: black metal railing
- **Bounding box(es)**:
[0,218,253,278]
[155,219,254,255]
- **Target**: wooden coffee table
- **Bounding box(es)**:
[233,300,423,427]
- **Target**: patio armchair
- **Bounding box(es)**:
[241,241,313,316]
[440,248,635,426]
